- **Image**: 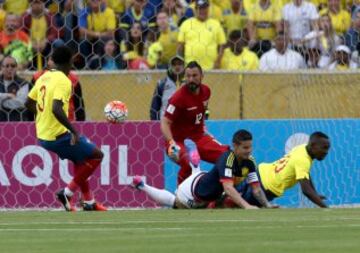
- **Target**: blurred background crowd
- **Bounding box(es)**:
[0,0,359,71]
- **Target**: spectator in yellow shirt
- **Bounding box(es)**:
[106,0,127,16]
[3,0,28,16]
[221,30,259,71]
[0,7,5,32]
[162,0,193,28]
[210,0,230,11]
[121,22,148,68]
[327,0,351,35]
[223,0,248,36]
[247,0,282,57]
[188,0,224,23]
[178,0,226,70]
[147,11,178,68]
[78,0,116,62]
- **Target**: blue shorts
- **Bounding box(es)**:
[39,133,96,163]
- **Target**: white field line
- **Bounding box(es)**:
[0,216,360,226]
[0,227,187,232]
[0,224,359,232]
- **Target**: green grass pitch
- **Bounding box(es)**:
[0,208,359,253]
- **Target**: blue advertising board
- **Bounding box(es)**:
[164,119,360,207]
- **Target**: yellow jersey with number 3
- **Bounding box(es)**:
[28,70,72,141]
[259,144,313,196]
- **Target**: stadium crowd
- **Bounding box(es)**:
[0,0,359,71]
[1,0,360,121]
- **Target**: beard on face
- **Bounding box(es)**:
[187,82,199,92]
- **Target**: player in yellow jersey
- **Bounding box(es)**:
[25,46,107,212]
[236,132,330,208]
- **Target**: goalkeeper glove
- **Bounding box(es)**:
[167,140,180,162]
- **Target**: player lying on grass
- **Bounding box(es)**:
[133,130,276,209]
[219,132,330,208]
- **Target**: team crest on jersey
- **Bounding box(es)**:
[166,104,176,114]
[225,168,232,177]
[241,167,249,176]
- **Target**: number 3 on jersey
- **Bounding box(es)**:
[195,113,203,124]
[38,85,46,112]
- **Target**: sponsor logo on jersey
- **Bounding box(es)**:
[241,167,249,176]
[166,104,176,114]
[225,168,232,177]
[187,106,197,111]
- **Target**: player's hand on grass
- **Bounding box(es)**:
[168,140,180,162]
[269,204,280,209]
[245,204,259,210]
[70,132,80,145]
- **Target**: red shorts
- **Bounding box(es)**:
[166,134,229,184]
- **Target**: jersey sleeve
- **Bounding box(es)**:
[53,77,71,103]
[202,85,211,101]
[294,158,311,180]
[178,20,187,43]
[218,152,235,184]
[309,4,319,20]
[246,159,259,184]
[27,82,38,101]
[163,94,181,122]
[105,8,116,30]
[216,22,226,45]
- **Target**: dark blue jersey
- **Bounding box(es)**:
[194,151,258,201]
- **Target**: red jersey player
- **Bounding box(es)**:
[161,61,229,184]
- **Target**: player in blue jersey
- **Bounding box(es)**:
[132,130,274,209]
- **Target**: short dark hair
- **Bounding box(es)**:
[186,61,203,74]
[229,30,243,41]
[52,46,73,65]
[310,131,329,142]
[232,129,252,144]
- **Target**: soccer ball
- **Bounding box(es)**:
[104,100,128,123]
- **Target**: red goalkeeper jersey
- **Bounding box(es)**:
[164,84,210,141]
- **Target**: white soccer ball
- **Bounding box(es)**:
[104,100,128,123]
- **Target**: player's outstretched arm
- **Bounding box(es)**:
[222,181,258,209]
[25,98,37,115]
[309,176,327,200]
[250,184,274,208]
[160,116,174,142]
[161,116,180,161]
[299,179,328,208]
[53,99,79,144]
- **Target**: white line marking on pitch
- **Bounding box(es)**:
[0,217,359,226]
[0,227,187,232]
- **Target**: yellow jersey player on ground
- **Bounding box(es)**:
[25,46,107,212]
[235,132,330,208]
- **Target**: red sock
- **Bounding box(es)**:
[68,159,101,199]
[73,159,101,185]
[67,180,79,193]
[80,180,92,201]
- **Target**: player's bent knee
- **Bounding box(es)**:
[91,148,104,160]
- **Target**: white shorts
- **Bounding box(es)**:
[176,171,207,208]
